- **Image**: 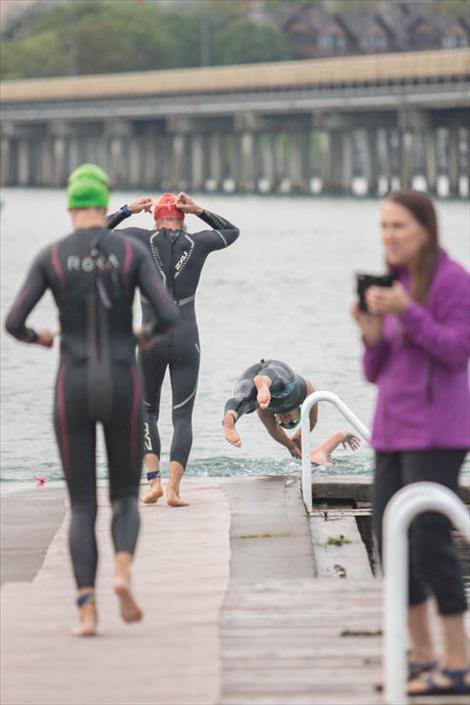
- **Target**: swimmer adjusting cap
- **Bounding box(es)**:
[67,163,110,209]
[154,193,184,220]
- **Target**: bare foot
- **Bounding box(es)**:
[224,426,241,447]
[167,489,190,507]
[141,479,163,505]
[254,375,271,409]
[71,603,98,637]
[114,575,143,623]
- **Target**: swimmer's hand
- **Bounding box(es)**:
[175,192,203,216]
[288,435,302,459]
[133,327,155,349]
[35,329,55,348]
[128,197,153,214]
[341,432,360,451]
[351,302,384,346]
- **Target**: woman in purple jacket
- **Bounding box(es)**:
[353,190,470,697]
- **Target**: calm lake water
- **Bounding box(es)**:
[1,189,469,491]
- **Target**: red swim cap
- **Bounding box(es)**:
[154,193,184,220]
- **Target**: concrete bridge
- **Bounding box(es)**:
[1,49,469,196]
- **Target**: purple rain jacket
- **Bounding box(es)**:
[363,249,470,451]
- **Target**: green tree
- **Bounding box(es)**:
[213,18,290,65]
[0,0,294,80]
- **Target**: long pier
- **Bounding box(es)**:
[2,475,469,704]
[1,49,469,196]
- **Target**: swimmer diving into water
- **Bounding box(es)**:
[222,359,318,458]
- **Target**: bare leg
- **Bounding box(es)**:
[141,452,164,504]
[408,611,470,694]
[113,551,143,623]
[223,412,241,447]
[254,375,272,409]
[167,462,190,507]
[441,612,470,669]
[408,601,435,663]
[71,588,98,637]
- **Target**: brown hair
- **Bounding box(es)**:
[384,190,440,305]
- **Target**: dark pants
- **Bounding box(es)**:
[373,449,468,616]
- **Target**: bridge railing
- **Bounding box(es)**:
[300,390,371,514]
[383,482,470,705]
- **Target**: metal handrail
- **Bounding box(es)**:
[383,482,470,705]
[300,390,371,513]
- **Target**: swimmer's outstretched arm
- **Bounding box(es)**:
[257,408,298,456]
[310,432,360,465]
[289,380,318,453]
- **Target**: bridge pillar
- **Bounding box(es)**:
[143,134,158,189]
[399,131,413,189]
[190,134,205,192]
[319,130,352,194]
[0,137,12,186]
[463,128,470,194]
[288,131,309,192]
[378,129,391,193]
[364,129,379,196]
[208,133,222,191]
[424,128,437,194]
[239,132,255,192]
[128,136,142,189]
[170,134,186,190]
[260,133,276,191]
[52,136,67,186]
[38,138,54,187]
[448,127,460,198]
[106,120,132,188]
[18,139,31,186]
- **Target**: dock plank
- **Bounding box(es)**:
[1,480,230,705]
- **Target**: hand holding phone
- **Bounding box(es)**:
[356,273,396,313]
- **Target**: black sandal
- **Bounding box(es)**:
[408,666,470,697]
[374,660,436,693]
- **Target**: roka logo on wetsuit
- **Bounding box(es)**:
[67,254,120,272]
[174,251,189,272]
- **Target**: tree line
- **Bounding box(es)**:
[1,0,291,80]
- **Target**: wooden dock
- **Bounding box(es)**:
[1,475,468,705]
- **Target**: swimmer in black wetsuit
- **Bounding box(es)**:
[223,360,318,457]
[107,192,239,507]
[4,164,178,637]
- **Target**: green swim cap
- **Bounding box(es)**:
[68,163,110,188]
[67,162,110,209]
[67,176,109,209]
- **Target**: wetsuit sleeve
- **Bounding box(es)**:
[224,363,263,418]
[224,384,257,418]
[135,245,178,337]
[107,208,132,230]
[196,210,240,252]
[4,249,49,343]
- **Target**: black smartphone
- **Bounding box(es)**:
[356,273,396,312]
